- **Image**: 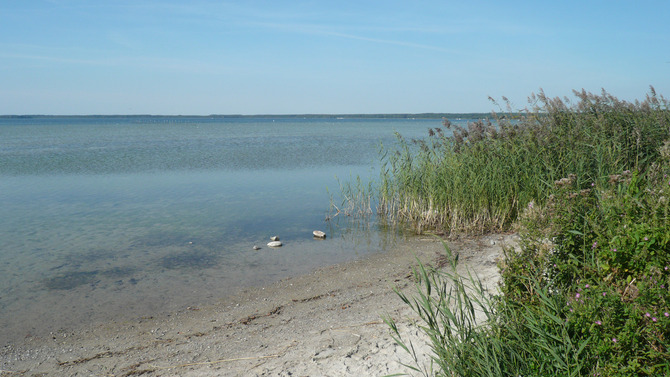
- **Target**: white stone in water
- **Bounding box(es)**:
[313,230,326,239]
[267,241,282,247]
[270,236,280,241]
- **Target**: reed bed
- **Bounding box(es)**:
[375,87,670,235]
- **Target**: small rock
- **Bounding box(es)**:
[267,241,282,247]
[313,230,326,239]
[270,236,280,241]
[253,245,261,250]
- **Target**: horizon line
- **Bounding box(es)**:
[0,112,496,118]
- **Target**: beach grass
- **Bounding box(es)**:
[385,243,593,377]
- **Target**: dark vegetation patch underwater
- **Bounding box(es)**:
[159,249,220,270]
[43,271,100,290]
[43,266,137,290]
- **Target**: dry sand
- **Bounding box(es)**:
[1,233,517,377]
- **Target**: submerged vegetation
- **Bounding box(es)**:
[375,88,670,375]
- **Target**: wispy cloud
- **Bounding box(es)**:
[0,52,103,66]
[191,1,470,53]
[243,20,462,54]
[0,50,228,75]
[317,30,458,53]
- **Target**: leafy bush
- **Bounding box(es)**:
[508,151,670,375]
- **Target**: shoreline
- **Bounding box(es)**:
[1,234,515,376]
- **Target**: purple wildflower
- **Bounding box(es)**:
[612,338,618,343]
[585,284,590,288]
[653,317,658,322]
[595,320,602,325]
[576,293,581,299]
[665,312,669,317]
[646,312,651,318]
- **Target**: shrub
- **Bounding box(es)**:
[507,155,670,375]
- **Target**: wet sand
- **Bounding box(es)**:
[1,234,516,377]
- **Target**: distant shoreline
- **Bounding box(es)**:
[0,113,497,119]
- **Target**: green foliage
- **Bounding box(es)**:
[385,88,670,376]
[508,150,670,375]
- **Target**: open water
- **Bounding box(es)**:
[0,116,449,345]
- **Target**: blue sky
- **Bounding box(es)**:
[1,1,668,115]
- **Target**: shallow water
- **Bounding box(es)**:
[0,116,449,345]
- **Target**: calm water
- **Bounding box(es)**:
[0,116,446,345]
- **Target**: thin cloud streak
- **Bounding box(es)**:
[247,21,462,55]
[319,30,459,54]
[0,52,105,66]
[0,52,228,75]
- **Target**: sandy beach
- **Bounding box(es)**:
[1,233,515,377]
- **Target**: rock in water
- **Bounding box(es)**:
[253,245,261,250]
[267,241,282,247]
[270,236,280,241]
[313,230,326,239]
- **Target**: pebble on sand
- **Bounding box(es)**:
[270,236,280,241]
[313,230,326,239]
[267,241,282,247]
[253,245,261,250]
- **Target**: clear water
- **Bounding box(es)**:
[0,116,446,345]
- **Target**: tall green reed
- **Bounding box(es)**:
[373,87,670,235]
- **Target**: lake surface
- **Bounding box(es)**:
[0,116,450,345]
